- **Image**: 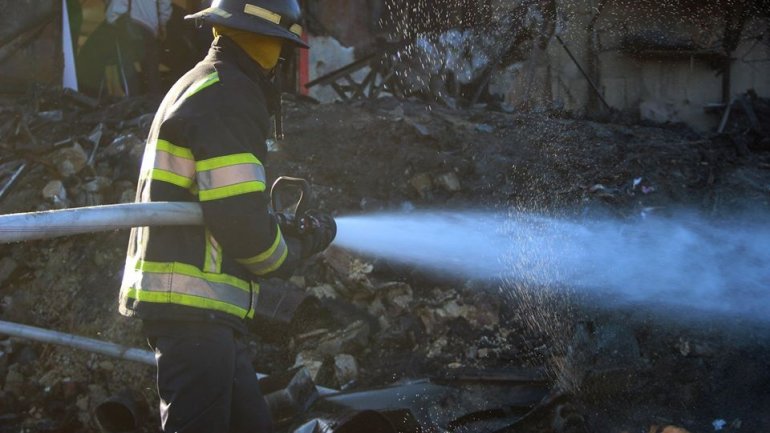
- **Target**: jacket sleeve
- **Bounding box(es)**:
[184,111,299,278]
[159,0,172,26]
[105,0,128,24]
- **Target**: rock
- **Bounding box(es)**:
[404,117,431,136]
[475,123,494,133]
[83,177,111,193]
[409,173,433,198]
[0,257,18,287]
[660,426,691,433]
[376,282,413,313]
[315,320,370,357]
[307,284,338,300]
[289,276,306,288]
[435,171,461,192]
[426,336,448,358]
[4,366,24,394]
[323,247,374,293]
[293,351,324,381]
[42,180,68,207]
[333,354,358,387]
[0,350,8,379]
[54,143,88,177]
[119,188,136,203]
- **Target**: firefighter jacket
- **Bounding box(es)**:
[119,36,297,330]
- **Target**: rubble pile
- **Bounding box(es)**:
[0,88,769,432]
[0,88,153,213]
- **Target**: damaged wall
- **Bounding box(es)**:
[527,0,770,130]
[0,0,61,93]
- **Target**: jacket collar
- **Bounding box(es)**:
[205,36,280,109]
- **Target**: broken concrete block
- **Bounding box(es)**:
[376,282,413,313]
[0,257,18,287]
[435,171,461,192]
[42,180,68,207]
[294,351,324,381]
[323,247,374,293]
[4,365,24,394]
[315,320,370,357]
[409,173,433,198]
[119,188,136,203]
[0,351,7,380]
[307,284,338,300]
[289,275,306,288]
[54,143,88,177]
[333,354,358,387]
[83,177,111,193]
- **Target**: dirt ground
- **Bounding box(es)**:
[1,91,769,433]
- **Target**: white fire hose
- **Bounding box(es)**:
[0,202,201,366]
[0,201,203,243]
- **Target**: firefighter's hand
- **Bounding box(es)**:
[297,210,336,258]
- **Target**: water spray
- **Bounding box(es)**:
[1,204,769,321]
[334,210,770,321]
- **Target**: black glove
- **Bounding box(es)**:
[275,210,336,258]
[297,210,336,258]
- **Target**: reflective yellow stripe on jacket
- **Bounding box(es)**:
[237,226,288,275]
[196,153,267,201]
[123,260,257,319]
[152,139,195,188]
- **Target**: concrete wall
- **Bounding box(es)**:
[0,0,60,93]
[510,0,770,131]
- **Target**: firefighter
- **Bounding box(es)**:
[118,1,335,432]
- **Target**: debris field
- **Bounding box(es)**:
[0,87,770,433]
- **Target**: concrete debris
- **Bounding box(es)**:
[416,290,500,334]
[41,180,67,207]
[0,257,18,287]
[323,247,374,293]
[434,171,461,192]
[294,351,325,381]
[262,368,320,424]
[307,284,339,300]
[333,354,358,388]
[314,320,370,358]
[54,143,88,178]
[408,172,433,198]
[0,88,158,209]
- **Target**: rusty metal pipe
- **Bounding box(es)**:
[0,202,203,244]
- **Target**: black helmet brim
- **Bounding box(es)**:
[185,7,309,48]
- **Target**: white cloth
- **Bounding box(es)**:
[106,0,172,37]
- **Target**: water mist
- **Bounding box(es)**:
[334,210,770,321]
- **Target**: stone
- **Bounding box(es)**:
[83,177,111,193]
[4,366,24,394]
[54,143,88,177]
[409,173,433,198]
[660,427,691,433]
[315,321,370,357]
[293,351,324,381]
[333,354,358,387]
[42,180,68,207]
[435,172,461,192]
[377,282,413,313]
[0,257,18,287]
[0,351,8,379]
[289,276,306,288]
[307,284,338,300]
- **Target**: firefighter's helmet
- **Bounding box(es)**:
[185,0,308,48]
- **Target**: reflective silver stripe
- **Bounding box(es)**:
[197,164,266,191]
[204,231,222,274]
[239,235,288,276]
[140,272,251,311]
[155,150,195,180]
